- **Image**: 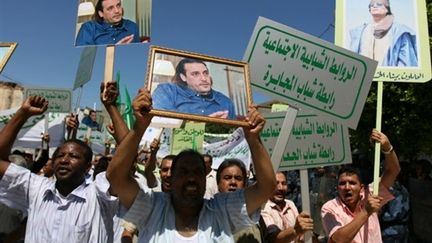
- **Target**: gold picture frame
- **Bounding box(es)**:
[146,46,253,127]
[0,42,17,73]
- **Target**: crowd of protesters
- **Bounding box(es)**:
[0,81,430,243]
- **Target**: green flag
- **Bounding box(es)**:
[123,86,135,129]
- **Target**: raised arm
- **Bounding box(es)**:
[106,88,153,209]
[30,133,50,174]
[101,81,130,143]
[244,105,277,216]
[143,138,160,188]
[370,129,401,189]
[65,113,79,140]
[0,96,48,177]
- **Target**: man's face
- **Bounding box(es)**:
[180,63,211,95]
[99,0,123,25]
[218,165,245,193]
[337,173,364,211]
[271,172,288,204]
[159,158,172,192]
[369,0,388,16]
[89,112,97,122]
[170,156,206,207]
[53,142,90,184]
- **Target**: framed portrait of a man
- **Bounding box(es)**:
[74,0,152,47]
[146,46,253,127]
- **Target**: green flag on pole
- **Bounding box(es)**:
[123,86,135,129]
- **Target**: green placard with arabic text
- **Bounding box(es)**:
[171,122,205,154]
[261,111,351,170]
[244,17,378,129]
[25,88,72,113]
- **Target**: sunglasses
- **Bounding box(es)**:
[369,2,386,8]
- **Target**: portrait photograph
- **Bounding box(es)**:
[74,0,152,47]
[344,0,418,67]
[146,46,253,127]
[335,0,431,82]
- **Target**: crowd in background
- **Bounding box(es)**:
[0,82,431,243]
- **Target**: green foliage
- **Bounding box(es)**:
[205,122,235,134]
[350,78,432,161]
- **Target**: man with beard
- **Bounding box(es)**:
[76,0,141,46]
[152,58,236,119]
[261,171,314,243]
[0,96,119,242]
[106,88,276,242]
[321,129,400,243]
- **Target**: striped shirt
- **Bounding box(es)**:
[123,188,260,243]
[0,163,119,243]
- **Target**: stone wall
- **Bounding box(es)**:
[0,81,24,110]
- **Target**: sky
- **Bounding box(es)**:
[0,0,335,111]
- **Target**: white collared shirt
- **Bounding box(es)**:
[204,170,218,199]
[0,163,119,243]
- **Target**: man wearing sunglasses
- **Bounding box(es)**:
[349,0,417,67]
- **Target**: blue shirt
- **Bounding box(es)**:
[349,22,418,67]
[123,188,260,242]
[152,82,236,120]
[75,19,140,46]
[81,116,101,131]
[0,163,119,243]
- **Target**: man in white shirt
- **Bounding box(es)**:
[0,96,119,243]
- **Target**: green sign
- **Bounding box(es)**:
[25,88,72,113]
[171,122,205,154]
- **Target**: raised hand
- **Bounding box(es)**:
[132,88,153,127]
[41,132,50,143]
[100,81,119,105]
[21,96,48,116]
[149,138,160,153]
[65,113,79,130]
[370,129,392,152]
[243,104,265,141]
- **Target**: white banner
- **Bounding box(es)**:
[0,108,67,149]
[203,128,252,170]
